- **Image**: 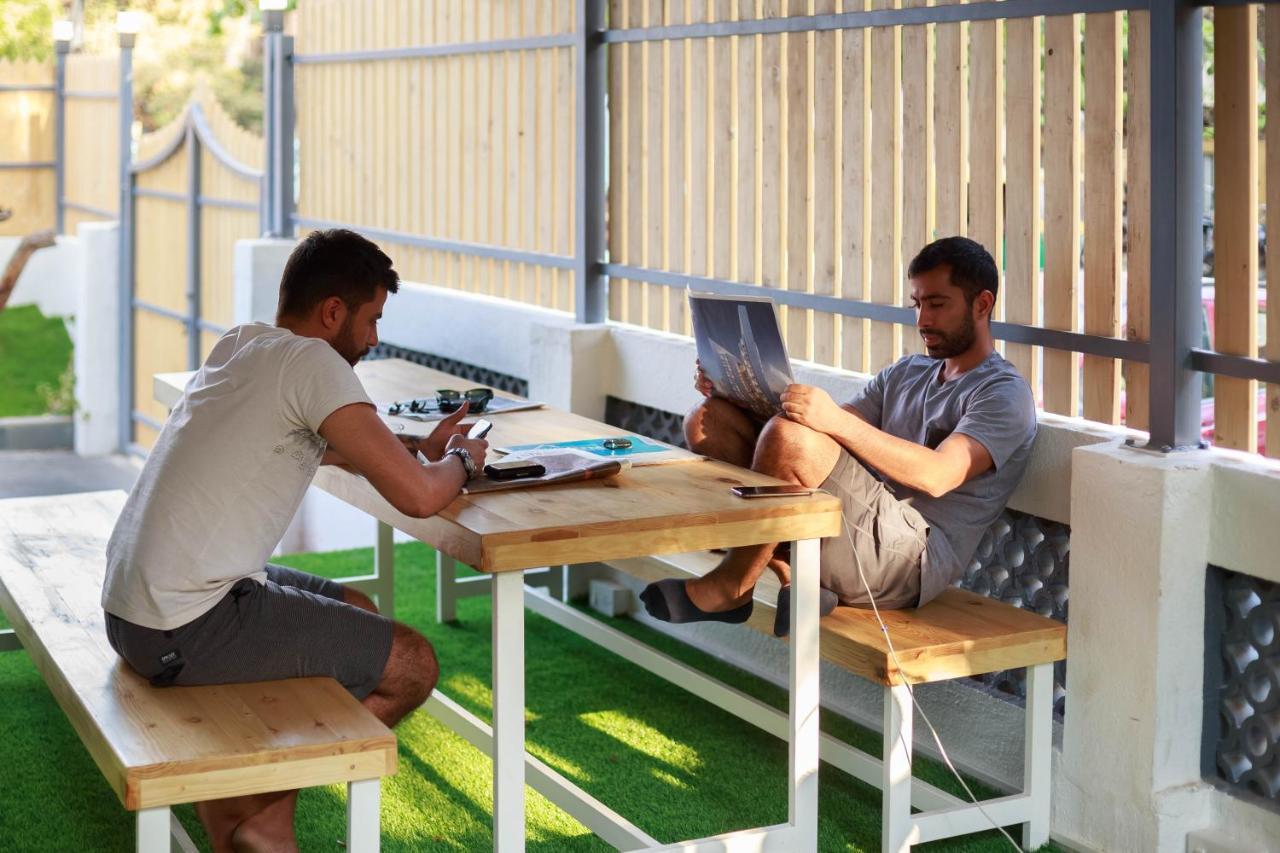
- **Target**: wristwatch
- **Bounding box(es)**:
[445,446,476,479]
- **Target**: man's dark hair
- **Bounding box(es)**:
[907,236,998,306]
[276,229,399,320]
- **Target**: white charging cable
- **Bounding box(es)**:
[837,506,1023,851]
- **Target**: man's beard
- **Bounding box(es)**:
[335,314,370,366]
[920,310,976,359]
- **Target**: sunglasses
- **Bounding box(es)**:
[388,388,495,416]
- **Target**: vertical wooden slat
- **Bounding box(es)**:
[840,0,870,374]
[1125,10,1151,430]
[1004,16,1040,390]
[711,0,735,302]
[900,0,933,359]
[1043,14,1082,417]
[666,1,688,332]
[608,0,627,321]
[689,1,711,311]
[736,0,758,290]
[1267,9,1280,459]
[760,1,784,310]
[625,0,644,323]
[934,1,966,237]
[558,10,575,314]
[1214,5,1260,452]
[812,0,837,367]
[475,4,492,294]
[783,0,812,359]
[522,0,540,304]
[643,0,665,328]
[968,15,1002,322]
[869,0,902,371]
[1083,12,1123,424]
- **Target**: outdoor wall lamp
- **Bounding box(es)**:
[52,19,74,48]
[116,11,142,48]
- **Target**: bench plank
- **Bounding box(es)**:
[0,491,397,810]
[612,551,1067,686]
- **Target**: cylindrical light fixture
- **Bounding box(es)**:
[52,19,75,47]
[116,10,141,48]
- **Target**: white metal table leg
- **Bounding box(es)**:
[347,777,382,852]
[135,806,169,853]
[492,570,526,852]
[1022,662,1053,850]
[882,684,913,853]
[374,520,395,616]
[789,537,821,850]
[437,550,458,622]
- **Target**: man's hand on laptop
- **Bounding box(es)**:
[780,384,845,435]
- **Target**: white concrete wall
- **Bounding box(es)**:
[72,222,121,456]
[0,234,81,318]
[221,244,1280,851]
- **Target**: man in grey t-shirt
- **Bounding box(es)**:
[640,236,1037,636]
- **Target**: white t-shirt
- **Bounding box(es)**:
[103,324,373,630]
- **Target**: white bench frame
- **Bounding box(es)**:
[416,519,1054,852]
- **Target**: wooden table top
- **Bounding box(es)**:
[156,359,842,572]
[322,359,844,572]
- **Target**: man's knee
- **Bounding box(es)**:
[757,414,824,455]
[385,622,438,704]
[684,396,751,452]
[343,586,378,613]
[754,415,840,481]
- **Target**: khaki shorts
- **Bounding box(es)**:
[818,451,929,610]
[105,564,394,700]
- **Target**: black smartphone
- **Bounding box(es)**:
[484,459,546,481]
[731,485,817,499]
[467,418,494,440]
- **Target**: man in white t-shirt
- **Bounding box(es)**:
[102,229,489,852]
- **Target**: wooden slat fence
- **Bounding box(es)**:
[293,0,576,315]
[285,3,1275,455]
[129,82,263,450]
[0,60,55,236]
[62,53,120,233]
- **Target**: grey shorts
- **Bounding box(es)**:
[818,451,930,610]
[104,564,395,700]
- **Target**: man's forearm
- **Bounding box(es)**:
[828,409,951,497]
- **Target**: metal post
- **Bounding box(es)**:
[53,40,68,234]
[1144,0,1204,452]
[574,0,607,324]
[186,128,201,370]
[263,9,295,238]
[118,33,135,453]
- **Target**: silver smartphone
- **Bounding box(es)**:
[467,418,494,440]
[731,485,817,499]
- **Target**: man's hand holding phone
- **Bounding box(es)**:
[444,432,489,475]
[416,400,476,461]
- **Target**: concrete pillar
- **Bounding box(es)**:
[527,321,613,420]
[233,238,295,325]
[1058,442,1215,851]
[74,222,120,456]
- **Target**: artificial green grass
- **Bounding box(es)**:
[0,542,1053,851]
[0,304,73,417]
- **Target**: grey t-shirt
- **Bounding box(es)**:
[848,351,1037,605]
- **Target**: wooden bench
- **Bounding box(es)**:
[590,550,1067,852]
[0,491,398,853]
